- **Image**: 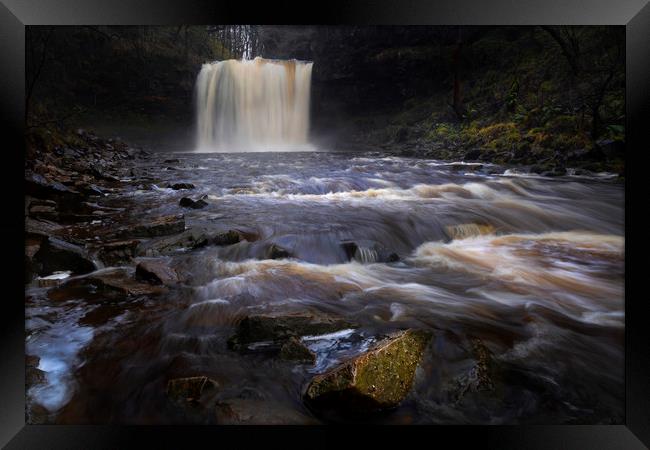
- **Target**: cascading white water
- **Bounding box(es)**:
[195,57,314,152]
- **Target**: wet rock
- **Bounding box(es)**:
[215,398,317,425]
[137,228,211,256]
[135,259,180,285]
[96,239,140,266]
[164,158,180,163]
[25,355,47,386]
[28,234,96,279]
[37,271,72,287]
[280,336,317,364]
[210,230,241,246]
[28,204,58,221]
[166,376,219,404]
[304,329,431,413]
[25,171,81,200]
[28,198,57,213]
[27,403,51,425]
[266,243,291,259]
[450,338,498,404]
[168,183,195,190]
[118,215,185,238]
[48,268,167,300]
[228,311,356,351]
[26,217,63,236]
[179,197,208,209]
[76,183,105,196]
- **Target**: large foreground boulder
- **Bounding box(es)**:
[304,329,431,413]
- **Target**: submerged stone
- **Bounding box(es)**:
[266,243,291,259]
[168,182,195,190]
[280,336,317,363]
[304,329,431,413]
[210,230,241,246]
[450,338,498,404]
[166,376,219,403]
[215,398,317,425]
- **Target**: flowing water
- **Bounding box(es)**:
[25,152,625,424]
[195,58,314,152]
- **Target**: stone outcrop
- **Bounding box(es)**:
[135,259,180,285]
[228,312,356,352]
[304,329,431,413]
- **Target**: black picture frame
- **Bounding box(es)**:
[1,0,647,448]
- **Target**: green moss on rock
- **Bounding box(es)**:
[305,329,431,412]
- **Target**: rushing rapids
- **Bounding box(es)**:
[25,152,624,424]
[195,58,314,152]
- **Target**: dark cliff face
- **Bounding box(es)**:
[257,25,625,172]
[258,26,458,143]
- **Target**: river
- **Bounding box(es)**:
[25,151,625,424]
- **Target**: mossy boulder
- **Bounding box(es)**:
[304,329,431,413]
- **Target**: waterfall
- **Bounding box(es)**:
[195,57,314,152]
